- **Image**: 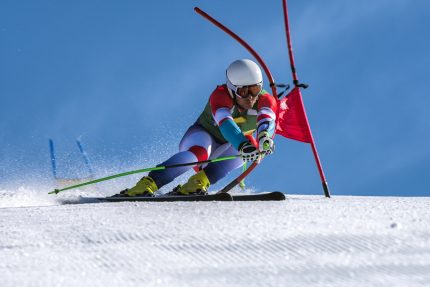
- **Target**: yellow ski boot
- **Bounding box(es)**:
[122,176,158,197]
[174,170,210,195]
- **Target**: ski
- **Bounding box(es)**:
[231,191,286,201]
[93,192,233,202]
[83,191,285,203]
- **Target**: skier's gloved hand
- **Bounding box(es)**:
[258,131,275,156]
[239,141,260,162]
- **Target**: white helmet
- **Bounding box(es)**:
[226,59,263,94]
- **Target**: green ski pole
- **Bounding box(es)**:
[239,162,247,189]
[48,155,241,195]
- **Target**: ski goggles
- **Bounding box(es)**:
[235,84,262,99]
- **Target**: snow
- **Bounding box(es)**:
[1,191,430,287]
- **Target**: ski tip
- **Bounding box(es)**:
[231,191,286,201]
[271,191,286,200]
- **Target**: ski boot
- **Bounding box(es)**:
[118,176,158,197]
[168,170,210,196]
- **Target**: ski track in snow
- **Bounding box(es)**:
[1,193,430,287]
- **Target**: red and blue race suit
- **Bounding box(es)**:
[149,84,278,188]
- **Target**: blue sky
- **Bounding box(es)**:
[1,0,429,196]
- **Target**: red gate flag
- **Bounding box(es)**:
[275,87,312,143]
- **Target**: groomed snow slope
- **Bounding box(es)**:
[1,194,429,287]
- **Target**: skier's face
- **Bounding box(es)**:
[236,93,258,109]
[236,84,261,109]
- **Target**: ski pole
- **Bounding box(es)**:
[48,155,241,195]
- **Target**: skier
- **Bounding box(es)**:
[120,59,278,197]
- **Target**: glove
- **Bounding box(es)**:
[239,141,260,162]
[258,131,275,155]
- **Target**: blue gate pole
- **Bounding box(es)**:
[49,139,58,179]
